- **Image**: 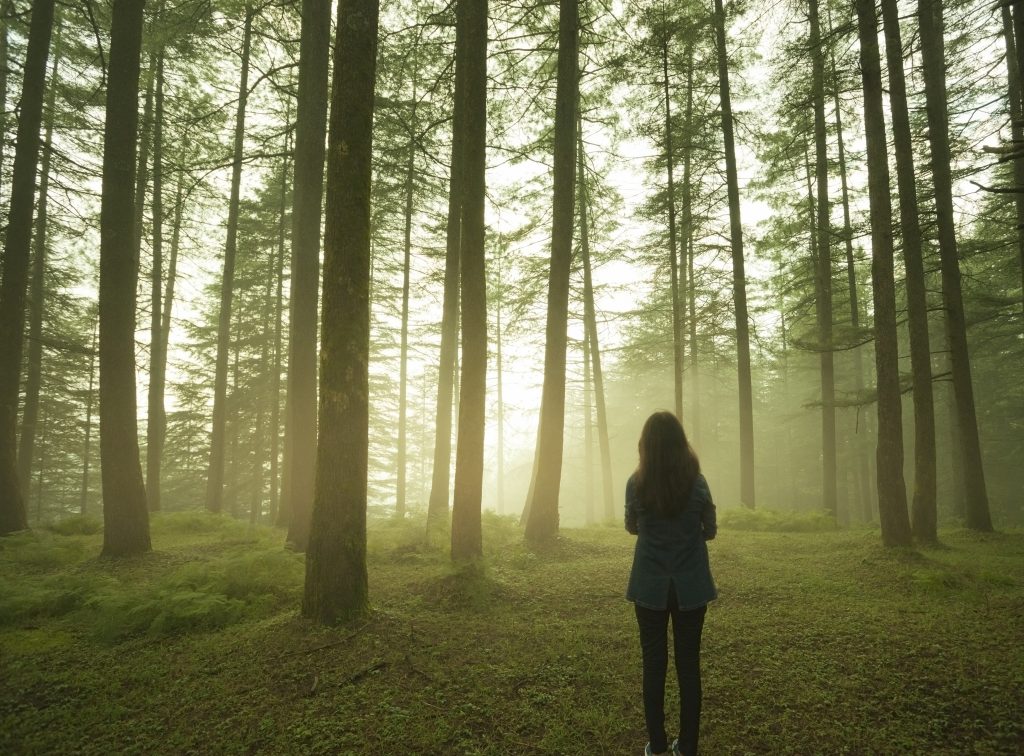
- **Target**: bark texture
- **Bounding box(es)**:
[100,0,151,556]
[523,0,578,542]
[713,0,755,508]
[0,0,56,534]
[881,0,937,542]
[855,0,911,547]
[451,0,488,562]
[427,13,467,533]
[284,0,331,547]
[917,0,993,531]
[303,0,380,624]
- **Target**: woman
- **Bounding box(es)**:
[625,411,717,756]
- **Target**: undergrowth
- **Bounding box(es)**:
[718,506,838,532]
[1,513,1021,754]
[0,515,303,643]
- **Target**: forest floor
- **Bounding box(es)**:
[1,512,1022,755]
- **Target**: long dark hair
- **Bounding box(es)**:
[634,411,700,516]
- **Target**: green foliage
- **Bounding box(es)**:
[150,510,248,535]
[719,507,838,532]
[0,517,303,644]
[43,515,103,536]
[0,531,89,570]
[1,525,1022,754]
[4,520,1019,749]
[0,573,115,625]
[86,546,303,643]
[88,587,245,644]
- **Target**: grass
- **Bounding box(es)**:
[1,513,1022,754]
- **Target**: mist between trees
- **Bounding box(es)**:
[0,0,1021,616]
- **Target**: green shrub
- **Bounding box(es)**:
[86,546,303,643]
[0,531,88,570]
[151,510,240,534]
[89,587,245,643]
[170,547,304,601]
[0,573,115,625]
[719,507,837,533]
[44,516,103,536]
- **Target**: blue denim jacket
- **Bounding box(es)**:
[625,472,718,610]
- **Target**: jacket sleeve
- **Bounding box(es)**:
[624,476,638,535]
[701,477,717,541]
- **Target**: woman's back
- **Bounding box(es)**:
[626,472,717,611]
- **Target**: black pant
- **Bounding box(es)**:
[634,589,706,755]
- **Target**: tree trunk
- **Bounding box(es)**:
[133,57,154,275]
[583,327,594,525]
[1003,5,1024,323]
[828,29,872,523]
[495,244,505,516]
[682,46,697,441]
[99,0,151,557]
[662,38,683,421]
[283,0,331,547]
[917,0,993,531]
[1013,2,1024,317]
[0,1,9,208]
[252,269,273,525]
[303,0,379,624]
[808,0,837,518]
[881,0,937,542]
[426,14,467,534]
[206,7,253,514]
[713,0,755,509]
[161,178,183,369]
[397,79,418,519]
[0,0,55,535]
[80,320,98,515]
[451,0,488,562]
[146,49,166,512]
[227,340,240,518]
[578,123,614,522]
[523,0,578,542]
[854,0,911,547]
[270,113,290,524]
[17,15,62,494]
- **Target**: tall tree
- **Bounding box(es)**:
[283,0,331,547]
[0,0,56,534]
[523,0,579,542]
[451,0,488,561]
[828,27,872,523]
[662,32,683,421]
[713,0,755,508]
[99,0,151,556]
[269,115,290,523]
[807,0,836,518]
[854,0,911,547]
[17,14,62,494]
[146,49,167,511]
[917,0,993,531]
[881,0,936,542]
[206,6,254,514]
[0,0,9,205]
[426,12,466,534]
[303,0,380,623]
[681,44,698,442]
[396,63,419,520]
[1001,4,1024,321]
[80,320,98,514]
[578,122,613,522]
